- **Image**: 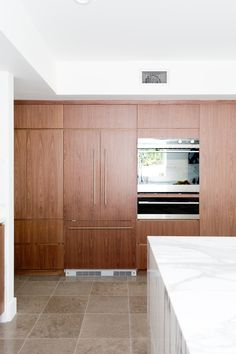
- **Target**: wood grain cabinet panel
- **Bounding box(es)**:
[15,245,40,270]
[65,226,136,269]
[200,104,236,235]
[39,245,64,270]
[138,128,199,139]
[0,225,4,314]
[15,244,64,271]
[136,244,147,270]
[14,105,63,128]
[64,130,101,220]
[15,220,64,244]
[100,129,136,220]
[14,220,64,270]
[26,130,63,218]
[64,105,137,129]
[137,220,200,244]
[138,104,199,129]
[14,130,27,218]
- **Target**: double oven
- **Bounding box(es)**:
[137,138,199,219]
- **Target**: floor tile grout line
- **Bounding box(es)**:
[73,278,94,354]
[17,278,62,353]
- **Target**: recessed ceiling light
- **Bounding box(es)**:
[74,0,91,4]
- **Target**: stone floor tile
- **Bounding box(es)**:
[43,296,88,314]
[0,339,24,354]
[0,314,38,339]
[129,296,147,313]
[91,282,128,296]
[87,296,129,313]
[130,314,148,338]
[75,338,131,354]
[19,338,76,354]
[28,276,62,282]
[80,314,129,338]
[15,281,58,296]
[128,282,147,296]
[29,314,84,338]
[131,338,149,354]
[54,282,92,296]
[17,296,50,314]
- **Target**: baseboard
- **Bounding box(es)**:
[0,297,17,323]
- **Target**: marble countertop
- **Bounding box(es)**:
[148,236,236,354]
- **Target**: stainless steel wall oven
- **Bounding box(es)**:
[137,194,199,220]
[138,138,199,193]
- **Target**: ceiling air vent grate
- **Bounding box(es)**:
[142,71,167,84]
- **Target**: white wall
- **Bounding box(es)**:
[56,60,236,96]
[0,72,16,323]
[0,0,56,90]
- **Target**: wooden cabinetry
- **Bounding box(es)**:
[15,103,137,271]
[14,105,63,129]
[64,129,136,221]
[14,130,27,219]
[137,220,200,269]
[27,130,63,219]
[63,105,137,268]
[14,129,63,219]
[64,128,136,268]
[138,104,200,129]
[200,104,236,235]
[63,105,136,129]
[65,221,136,269]
[14,105,64,272]
[138,104,200,142]
[64,130,101,220]
[14,220,64,270]
[100,130,136,220]
[0,224,4,315]
[136,244,147,270]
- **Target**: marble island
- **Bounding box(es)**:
[148,236,236,354]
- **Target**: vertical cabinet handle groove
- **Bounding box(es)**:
[104,149,107,206]
[93,149,96,205]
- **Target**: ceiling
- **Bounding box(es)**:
[22,0,236,61]
[1,0,236,99]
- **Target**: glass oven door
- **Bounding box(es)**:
[138,140,199,193]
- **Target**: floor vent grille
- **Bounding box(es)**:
[76,271,101,277]
[113,271,133,277]
[65,269,137,277]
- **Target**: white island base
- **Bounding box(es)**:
[148,236,236,354]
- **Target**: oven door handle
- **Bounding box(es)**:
[156,149,199,153]
[138,201,199,205]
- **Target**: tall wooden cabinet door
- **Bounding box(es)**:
[100,130,136,220]
[200,104,236,235]
[64,130,101,220]
[26,130,63,219]
[14,130,27,218]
